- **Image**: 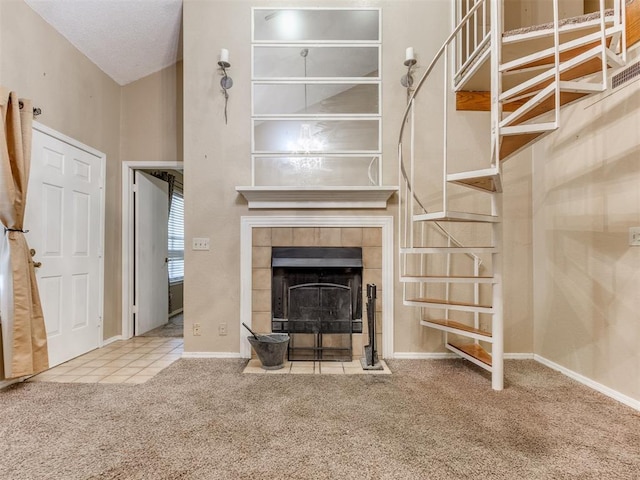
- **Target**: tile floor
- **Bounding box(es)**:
[27,337,183,385]
[243,359,391,375]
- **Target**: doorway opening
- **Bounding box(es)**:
[122,161,184,340]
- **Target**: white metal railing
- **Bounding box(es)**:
[398,0,628,391]
[454,0,491,86]
[497,0,626,157]
[398,0,488,257]
[397,1,490,324]
[397,0,495,385]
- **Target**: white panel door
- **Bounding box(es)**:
[25,128,104,367]
[134,171,169,335]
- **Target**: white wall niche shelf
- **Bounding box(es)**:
[235,185,397,209]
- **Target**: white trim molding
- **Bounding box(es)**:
[393,352,458,359]
[121,161,184,340]
[0,378,24,390]
[504,353,534,360]
[390,352,534,360]
[240,215,394,359]
[182,352,244,359]
[102,335,124,347]
[236,186,397,209]
[535,355,640,412]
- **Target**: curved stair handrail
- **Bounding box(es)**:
[397,0,488,259]
[398,0,487,144]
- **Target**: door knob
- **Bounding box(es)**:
[30,248,36,257]
[33,261,42,268]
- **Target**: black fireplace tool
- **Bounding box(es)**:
[242,322,283,343]
[361,284,383,370]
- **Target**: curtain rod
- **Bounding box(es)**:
[18,100,42,117]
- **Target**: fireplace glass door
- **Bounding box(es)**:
[289,283,352,333]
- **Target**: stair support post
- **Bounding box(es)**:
[620,0,626,62]
[490,1,503,390]
[473,256,480,332]
[553,0,561,127]
[410,99,416,249]
[491,192,504,391]
[442,47,449,213]
[490,0,502,166]
[599,0,608,87]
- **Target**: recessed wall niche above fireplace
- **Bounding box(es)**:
[236,8,396,211]
[272,247,362,361]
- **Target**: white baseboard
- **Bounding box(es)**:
[0,377,23,390]
[504,353,534,360]
[181,352,244,359]
[534,354,640,412]
[391,352,457,359]
[392,352,534,360]
[102,335,124,347]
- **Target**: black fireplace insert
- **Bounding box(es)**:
[271,247,363,360]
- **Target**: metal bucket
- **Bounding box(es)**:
[248,334,290,370]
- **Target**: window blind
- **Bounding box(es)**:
[168,191,184,283]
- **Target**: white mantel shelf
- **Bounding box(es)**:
[236,186,398,209]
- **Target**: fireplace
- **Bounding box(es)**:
[271,247,362,361]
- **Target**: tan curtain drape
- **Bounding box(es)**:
[0,87,48,378]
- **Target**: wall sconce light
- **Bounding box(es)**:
[218,48,233,124]
[401,47,417,103]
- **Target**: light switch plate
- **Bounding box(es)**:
[630,227,640,247]
[192,237,210,250]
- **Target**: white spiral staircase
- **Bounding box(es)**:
[398,0,629,390]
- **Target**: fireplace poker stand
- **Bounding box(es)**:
[361,284,383,370]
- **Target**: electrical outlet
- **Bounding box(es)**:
[630,227,640,247]
[193,323,201,336]
[192,237,210,250]
[219,322,228,336]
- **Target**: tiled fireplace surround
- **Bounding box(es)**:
[241,216,394,361]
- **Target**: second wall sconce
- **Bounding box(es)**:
[401,47,417,103]
[218,48,233,124]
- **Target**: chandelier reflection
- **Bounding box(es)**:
[287,123,324,174]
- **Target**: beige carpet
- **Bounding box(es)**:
[1,359,639,479]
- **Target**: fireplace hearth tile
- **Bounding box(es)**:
[290,362,315,374]
[319,363,344,375]
[243,359,267,374]
[242,360,391,375]
[264,362,292,374]
[343,363,368,375]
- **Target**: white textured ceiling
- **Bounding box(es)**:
[25,0,183,86]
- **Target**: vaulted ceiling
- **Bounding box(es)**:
[25,0,183,85]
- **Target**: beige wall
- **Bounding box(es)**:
[0,0,534,379]
[0,0,122,347]
[1,0,633,402]
[0,1,184,375]
[504,0,584,30]
[183,0,533,356]
[532,59,640,399]
[120,61,184,162]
